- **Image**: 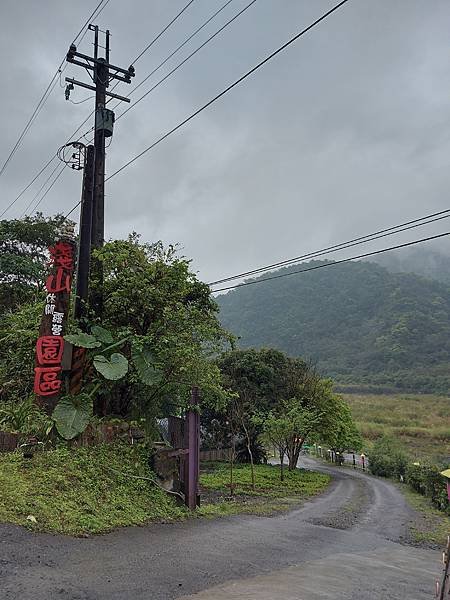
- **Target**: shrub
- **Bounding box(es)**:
[368,436,409,478]
[405,462,449,513]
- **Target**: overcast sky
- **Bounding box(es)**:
[1,0,450,283]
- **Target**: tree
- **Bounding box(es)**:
[0,214,70,312]
[211,349,308,464]
[260,412,290,481]
[327,402,363,456]
[87,235,232,418]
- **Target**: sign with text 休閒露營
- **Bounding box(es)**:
[34,239,76,410]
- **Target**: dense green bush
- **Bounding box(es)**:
[368,436,409,478]
[405,462,449,513]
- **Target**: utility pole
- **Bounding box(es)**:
[65,24,135,317]
[74,144,94,322]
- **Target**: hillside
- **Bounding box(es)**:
[369,247,450,285]
[216,260,450,392]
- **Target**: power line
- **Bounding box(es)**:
[20,162,63,217]
[211,231,450,293]
[105,0,351,182]
[208,209,450,285]
[116,0,257,123]
[27,164,68,216]
[44,0,254,219]
[107,0,235,112]
[0,0,110,180]
[131,0,196,64]
[0,76,60,179]
[0,156,56,219]
[2,0,196,218]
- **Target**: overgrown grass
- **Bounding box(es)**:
[0,443,186,535]
[400,484,450,547]
[198,463,330,518]
[0,448,331,535]
[344,393,450,459]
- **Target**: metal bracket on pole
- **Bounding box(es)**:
[64,78,131,103]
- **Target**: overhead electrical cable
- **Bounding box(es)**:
[107,0,235,112]
[0,0,110,180]
[105,0,351,181]
[115,0,258,122]
[26,164,68,217]
[131,0,197,65]
[208,209,450,285]
[211,231,450,293]
[20,162,63,217]
[3,0,196,218]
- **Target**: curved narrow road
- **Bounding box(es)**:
[0,457,440,599]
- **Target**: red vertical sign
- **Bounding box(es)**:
[34,239,76,410]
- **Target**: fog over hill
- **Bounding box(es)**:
[368,247,450,285]
[216,258,450,393]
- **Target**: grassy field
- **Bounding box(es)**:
[198,462,330,518]
[344,393,450,460]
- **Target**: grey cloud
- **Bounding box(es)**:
[1,0,450,283]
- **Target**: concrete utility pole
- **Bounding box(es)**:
[65,25,135,317]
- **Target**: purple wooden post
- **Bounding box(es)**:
[185,386,200,510]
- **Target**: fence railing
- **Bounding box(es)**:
[200,448,231,462]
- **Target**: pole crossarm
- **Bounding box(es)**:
[65,78,131,102]
[66,48,135,81]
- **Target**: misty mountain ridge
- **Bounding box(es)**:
[367,246,450,285]
[217,257,450,393]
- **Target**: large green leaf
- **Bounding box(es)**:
[91,325,114,345]
[52,395,92,440]
[93,353,129,380]
[64,333,101,348]
[131,344,163,386]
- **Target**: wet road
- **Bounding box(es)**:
[0,457,440,599]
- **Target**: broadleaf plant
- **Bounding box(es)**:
[64,333,102,349]
[52,394,93,440]
[93,353,129,381]
[131,343,162,386]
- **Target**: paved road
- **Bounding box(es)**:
[0,457,441,599]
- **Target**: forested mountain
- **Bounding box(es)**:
[369,247,450,285]
[216,260,450,393]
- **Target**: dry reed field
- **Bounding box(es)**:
[344,393,450,460]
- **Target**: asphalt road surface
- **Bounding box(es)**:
[0,457,441,599]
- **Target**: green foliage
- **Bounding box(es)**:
[0,300,43,403]
[0,396,53,439]
[93,353,129,381]
[52,395,93,440]
[131,343,162,386]
[89,236,232,417]
[368,436,409,478]
[0,213,72,312]
[200,462,330,498]
[90,325,114,344]
[217,259,450,393]
[405,462,449,513]
[64,333,102,348]
[204,349,360,474]
[328,401,363,453]
[0,443,185,534]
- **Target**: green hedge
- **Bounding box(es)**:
[368,436,449,514]
[368,437,409,478]
[405,462,449,513]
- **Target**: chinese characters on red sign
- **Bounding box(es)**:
[34,240,76,401]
